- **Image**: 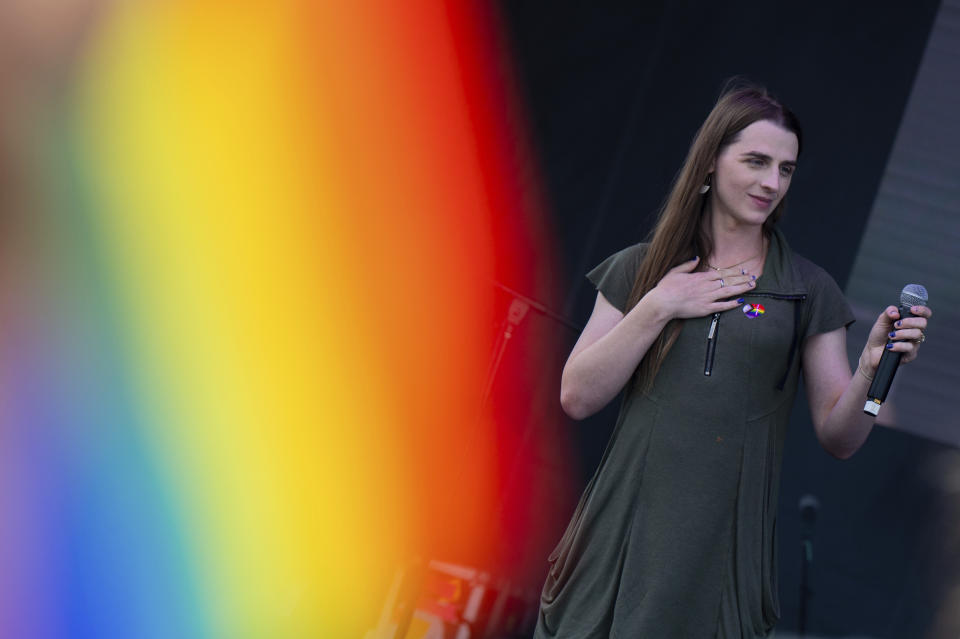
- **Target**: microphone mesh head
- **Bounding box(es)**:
[900,284,928,307]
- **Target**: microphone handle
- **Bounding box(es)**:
[864,304,916,413]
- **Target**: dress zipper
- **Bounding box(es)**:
[701,294,806,378]
[749,292,807,302]
[704,312,720,376]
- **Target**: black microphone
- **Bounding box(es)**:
[863,284,929,416]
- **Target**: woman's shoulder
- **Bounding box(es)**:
[602,241,650,267]
[786,250,856,334]
[790,251,843,291]
[586,242,649,313]
[588,241,650,283]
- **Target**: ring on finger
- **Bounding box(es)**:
[719,278,725,288]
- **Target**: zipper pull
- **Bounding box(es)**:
[707,313,719,340]
[704,312,720,376]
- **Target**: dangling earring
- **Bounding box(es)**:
[699,174,712,195]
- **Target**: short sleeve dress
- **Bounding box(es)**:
[534,228,855,639]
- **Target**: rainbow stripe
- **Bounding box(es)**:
[1,2,556,637]
[743,303,766,318]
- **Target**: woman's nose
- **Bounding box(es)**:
[760,169,780,193]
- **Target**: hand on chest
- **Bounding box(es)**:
[679,294,804,380]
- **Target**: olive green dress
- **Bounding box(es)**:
[535,228,854,638]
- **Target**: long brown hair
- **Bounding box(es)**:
[627,80,802,392]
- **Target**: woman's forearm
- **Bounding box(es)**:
[814,360,877,459]
[560,295,672,420]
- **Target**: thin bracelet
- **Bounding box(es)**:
[857,356,875,382]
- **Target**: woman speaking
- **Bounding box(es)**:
[534,82,932,638]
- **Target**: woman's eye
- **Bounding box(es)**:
[747,158,764,166]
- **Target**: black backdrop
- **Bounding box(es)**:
[491,1,953,635]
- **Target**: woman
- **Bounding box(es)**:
[534,83,931,638]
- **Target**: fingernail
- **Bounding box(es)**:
[737,298,745,304]
[751,275,756,280]
[888,332,896,338]
[886,343,894,349]
[896,320,902,328]
[691,256,698,261]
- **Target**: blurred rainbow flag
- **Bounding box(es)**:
[1,1,557,637]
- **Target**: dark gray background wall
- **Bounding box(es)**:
[488,1,959,636]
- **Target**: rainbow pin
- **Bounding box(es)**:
[743,303,765,318]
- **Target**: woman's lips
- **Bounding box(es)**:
[748,195,773,208]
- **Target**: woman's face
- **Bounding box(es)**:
[708,119,799,229]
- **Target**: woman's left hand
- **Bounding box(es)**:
[861,304,932,372]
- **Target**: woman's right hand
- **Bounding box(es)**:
[646,256,757,320]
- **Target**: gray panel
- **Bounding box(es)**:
[845,0,960,445]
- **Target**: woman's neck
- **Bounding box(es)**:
[705,212,767,270]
